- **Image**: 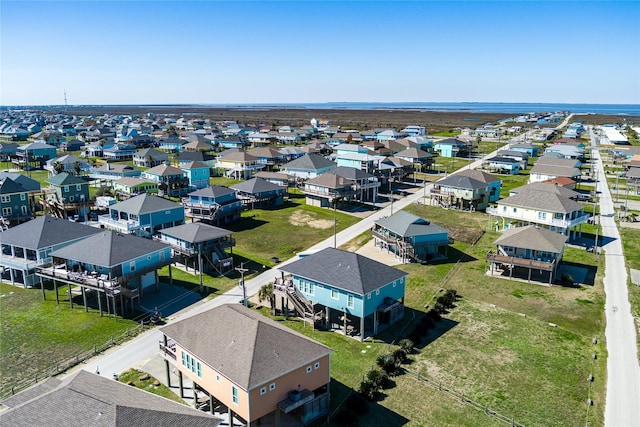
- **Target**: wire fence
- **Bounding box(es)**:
[0,322,151,399]
[411,369,525,427]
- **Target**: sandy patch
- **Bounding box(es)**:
[289,211,333,229]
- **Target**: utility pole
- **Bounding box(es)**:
[593,168,599,253]
[235,262,249,307]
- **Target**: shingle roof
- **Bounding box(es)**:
[306,173,355,189]
[50,230,170,267]
[159,222,232,243]
[255,171,293,181]
[283,153,336,171]
[334,166,375,180]
[230,177,282,194]
[109,193,182,215]
[46,172,86,186]
[218,151,258,162]
[530,164,581,178]
[144,164,185,177]
[188,186,235,198]
[374,210,448,238]
[160,304,332,390]
[456,169,501,183]
[281,247,407,295]
[0,216,101,249]
[181,160,208,169]
[436,174,486,190]
[494,225,567,253]
[395,147,432,159]
[498,188,584,213]
[535,157,581,168]
[0,370,221,427]
[115,177,157,187]
[511,182,577,198]
[247,147,283,158]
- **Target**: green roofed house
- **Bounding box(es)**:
[0,172,40,226]
[43,172,91,220]
[0,370,221,427]
[1,216,101,287]
[277,248,408,341]
[372,210,452,263]
[486,225,567,284]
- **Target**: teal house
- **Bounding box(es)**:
[183,186,242,226]
[372,211,451,263]
[45,172,91,219]
[98,193,184,237]
[181,160,210,190]
[0,173,40,225]
[434,138,470,158]
[278,248,407,341]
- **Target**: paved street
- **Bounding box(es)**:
[592,148,640,427]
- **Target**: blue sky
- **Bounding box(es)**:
[1,1,639,105]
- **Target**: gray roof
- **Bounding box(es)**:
[230,177,282,194]
[283,153,336,171]
[498,149,528,158]
[135,148,168,159]
[498,188,584,213]
[456,168,501,184]
[306,172,355,189]
[0,370,220,427]
[334,166,375,180]
[115,177,157,187]
[395,147,432,159]
[511,182,577,198]
[488,156,520,164]
[144,164,185,177]
[159,222,232,243]
[282,247,407,295]
[374,210,448,238]
[188,186,235,198]
[535,157,581,168]
[530,164,581,178]
[255,171,293,181]
[109,193,182,215]
[436,174,487,190]
[494,225,567,253]
[50,230,170,267]
[626,167,640,179]
[435,138,467,146]
[0,216,101,249]
[160,304,332,390]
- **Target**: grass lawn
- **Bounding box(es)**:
[117,368,187,404]
[0,282,141,396]
[620,227,640,353]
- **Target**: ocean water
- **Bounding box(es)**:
[211,102,640,115]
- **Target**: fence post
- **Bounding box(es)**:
[416,369,420,381]
[94,344,97,354]
[439,382,442,391]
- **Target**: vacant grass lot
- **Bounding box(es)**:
[0,282,139,395]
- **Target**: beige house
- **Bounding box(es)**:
[160,304,332,426]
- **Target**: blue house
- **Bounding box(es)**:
[16,142,58,169]
[278,248,408,341]
[44,173,91,219]
[0,216,101,287]
[433,138,470,158]
[372,211,451,263]
[41,231,174,309]
[98,193,185,237]
[510,143,539,158]
[485,156,521,175]
[230,177,285,207]
[181,160,210,190]
[0,173,40,225]
[183,186,242,226]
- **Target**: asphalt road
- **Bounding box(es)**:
[592,147,640,426]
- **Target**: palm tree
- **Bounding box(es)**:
[52,161,64,175]
[258,283,275,315]
[73,161,82,176]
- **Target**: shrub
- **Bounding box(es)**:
[359,379,379,400]
[398,338,414,355]
[427,308,442,320]
[376,354,398,375]
[392,348,407,364]
[366,368,389,389]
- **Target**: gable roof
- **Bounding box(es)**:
[144,164,185,177]
[115,177,157,188]
[435,174,487,190]
[0,176,26,194]
[247,147,283,158]
[50,230,170,267]
[374,210,448,238]
[498,188,584,213]
[0,216,101,249]
[230,177,282,194]
[395,147,432,159]
[456,168,501,183]
[494,225,567,253]
[529,164,581,178]
[282,247,407,295]
[0,370,220,427]
[306,172,355,189]
[181,160,208,170]
[159,222,232,243]
[283,153,336,171]
[334,166,375,180]
[160,304,332,391]
[135,148,168,159]
[218,151,258,162]
[109,193,182,215]
[511,182,577,198]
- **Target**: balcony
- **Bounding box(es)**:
[487,206,591,229]
[159,340,177,361]
[98,215,142,234]
[486,251,555,272]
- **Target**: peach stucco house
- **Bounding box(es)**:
[159,304,332,426]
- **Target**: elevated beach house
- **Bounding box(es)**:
[372,211,451,263]
[159,304,332,426]
[486,225,567,284]
[0,173,40,225]
[277,248,408,341]
[182,186,242,226]
[98,193,185,237]
[430,169,502,211]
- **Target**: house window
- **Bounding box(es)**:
[513,208,517,213]
[269,383,276,391]
[181,352,202,378]
[21,205,27,215]
[76,184,82,191]
[232,386,238,405]
[129,261,136,272]
[0,195,9,203]
[306,366,312,373]
[260,387,266,395]
[502,206,507,212]
[2,207,11,216]
[347,295,354,309]
[538,212,547,220]
[20,193,26,201]
[216,375,220,382]
[64,186,69,192]
[331,289,339,300]
[376,290,380,296]
[314,362,320,370]
[367,293,371,300]
[165,210,171,214]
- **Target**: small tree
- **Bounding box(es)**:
[366,369,389,389]
[358,379,379,400]
[398,338,414,355]
[52,161,64,175]
[376,354,399,375]
[258,283,275,315]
